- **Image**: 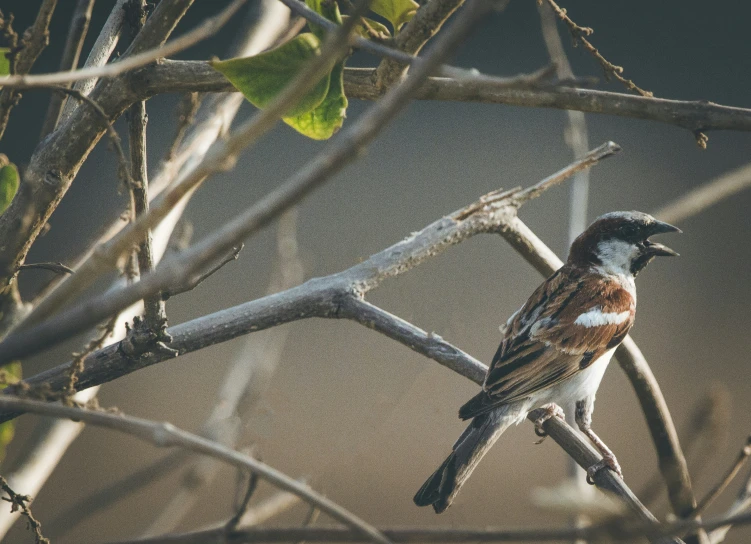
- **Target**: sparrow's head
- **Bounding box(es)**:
[569,211,681,276]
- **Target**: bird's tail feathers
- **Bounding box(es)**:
[413,406,517,513]
[458,390,501,420]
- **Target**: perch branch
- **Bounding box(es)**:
[1,143,619,416]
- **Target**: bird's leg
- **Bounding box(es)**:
[575,399,623,484]
[533,403,566,441]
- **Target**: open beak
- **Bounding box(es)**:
[645,220,681,257]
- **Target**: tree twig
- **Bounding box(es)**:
[0,475,48,544]
[0,0,58,139]
[691,436,751,518]
[18,262,74,275]
[59,0,129,122]
[0,0,248,90]
[39,0,96,138]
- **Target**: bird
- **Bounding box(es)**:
[413,211,681,514]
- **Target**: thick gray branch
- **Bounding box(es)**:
[1,144,618,418]
[136,61,751,135]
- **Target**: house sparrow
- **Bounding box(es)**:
[413,211,680,513]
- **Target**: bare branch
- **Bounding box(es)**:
[640,387,731,508]
[59,0,128,122]
[18,262,74,275]
[0,0,58,139]
[8,0,497,357]
[692,436,751,518]
[1,143,618,415]
[0,475,48,544]
[536,0,591,242]
[543,0,651,97]
[39,0,96,137]
[160,244,243,301]
[140,62,751,135]
[709,468,751,543]
[0,0,246,90]
[0,141,614,367]
[615,337,699,521]
[14,0,372,333]
[0,395,392,544]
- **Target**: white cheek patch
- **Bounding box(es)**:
[574,308,631,328]
[596,239,639,275]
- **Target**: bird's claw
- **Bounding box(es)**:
[586,455,623,485]
[533,403,566,442]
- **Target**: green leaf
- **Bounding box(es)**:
[284,61,347,140]
[305,0,342,40]
[0,48,10,76]
[342,16,392,39]
[0,162,19,216]
[0,362,22,463]
[369,0,419,30]
[211,33,331,119]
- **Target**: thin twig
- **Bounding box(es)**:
[40,85,133,185]
[0,0,248,90]
[0,475,48,544]
[39,0,96,138]
[0,0,58,139]
[691,436,751,518]
[59,0,128,122]
[160,244,244,300]
[63,315,116,401]
[0,395,392,544]
[226,472,261,531]
[543,0,651,97]
[164,92,202,163]
[709,467,751,543]
[18,262,74,275]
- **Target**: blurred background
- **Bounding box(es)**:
[2,0,751,542]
